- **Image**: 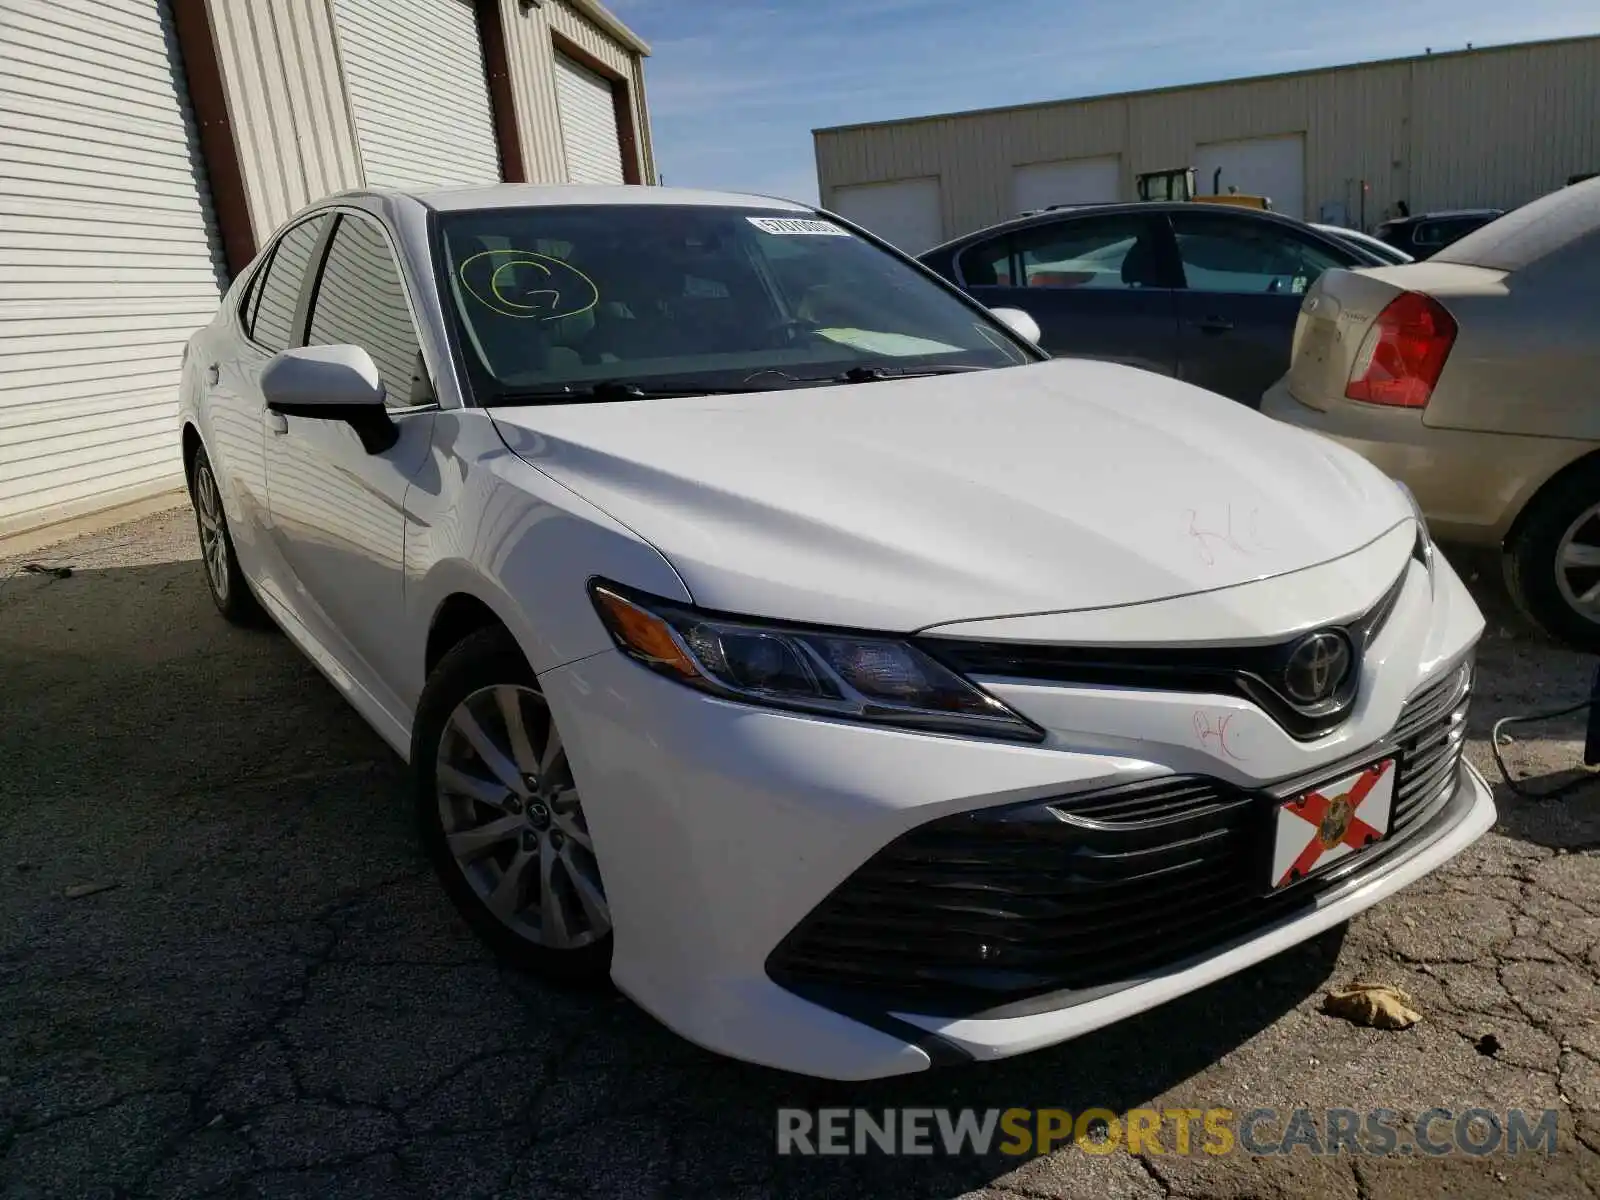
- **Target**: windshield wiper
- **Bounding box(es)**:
[780,364,991,385]
[488,380,761,405]
[491,364,991,404]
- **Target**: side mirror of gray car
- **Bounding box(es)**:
[989,306,1042,347]
[262,345,397,454]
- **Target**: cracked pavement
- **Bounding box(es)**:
[2,507,1598,1199]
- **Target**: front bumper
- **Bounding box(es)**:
[896,759,1492,1062]
[540,556,1492,1080]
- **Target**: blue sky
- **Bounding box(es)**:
[606,0,1597,204]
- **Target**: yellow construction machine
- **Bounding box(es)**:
[1135,166,1272,211]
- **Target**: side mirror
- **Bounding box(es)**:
[261,345,397,453]
[989,306,1042,346]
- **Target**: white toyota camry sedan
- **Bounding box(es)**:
[179,184,1494,1080]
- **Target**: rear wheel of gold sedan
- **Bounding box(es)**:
[1504,463,1600,653]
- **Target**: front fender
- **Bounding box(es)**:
[402,410,690,704]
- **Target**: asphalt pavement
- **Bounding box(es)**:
[2,507,1597,1199]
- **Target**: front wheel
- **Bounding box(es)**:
[1503,461,1600,653]
[411,627,613,984]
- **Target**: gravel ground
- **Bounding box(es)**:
[1,507,1597,1199]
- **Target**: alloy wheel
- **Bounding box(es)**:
[193,463,230,605]
[1554,502,1600,625]
[435,684,609,949]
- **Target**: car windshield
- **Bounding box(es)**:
[435,204,1033,400]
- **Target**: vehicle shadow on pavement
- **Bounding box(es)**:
[0,556,1352,1198]
[738,932,1348,1197]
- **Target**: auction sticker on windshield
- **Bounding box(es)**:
[747,217,849,236]
[1271,757,1395,889]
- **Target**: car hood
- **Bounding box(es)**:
[490,359,1410,632]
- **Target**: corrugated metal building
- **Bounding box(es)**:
[813,35,1600,254]
[0,0,654,537]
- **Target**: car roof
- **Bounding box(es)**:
[331,183,814,214]
[920,201,1321,258]
[1380,208,1504,224]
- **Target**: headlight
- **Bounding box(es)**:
[1394,480,1435,575]
[588,581,1044,743]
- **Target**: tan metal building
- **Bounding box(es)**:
[0,0,655,538]
[813,35,1600,254]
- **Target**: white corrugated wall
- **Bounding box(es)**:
[0,0,227,534]
[554,54,625,184]
[0,0,654,536]
[500,0,653,184]
[331,0,501,190]
[210,0,655,234]
[206,0,365,242]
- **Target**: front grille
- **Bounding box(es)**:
[767,658,1473,1018]
[920,568,1408,741]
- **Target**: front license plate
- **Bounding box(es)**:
[1270,757,1396,890]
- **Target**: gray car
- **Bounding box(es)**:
[917,203,1384,406]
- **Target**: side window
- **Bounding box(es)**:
[306,215,429,408]
[1432,218,1482,249]
[237,260,266,333]
[1171,214,1348,295]
[1009,216,1165,289]
[958,237,1013,287]
[250,216,329,351]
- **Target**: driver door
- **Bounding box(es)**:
[262,210,437,709]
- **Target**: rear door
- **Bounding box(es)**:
[1170,210,1358,406]
[956,212,1181,375]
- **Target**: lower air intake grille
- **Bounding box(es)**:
[767,659,1472,1017]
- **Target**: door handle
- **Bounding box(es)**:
[1193,317,1234,334]
[267,411,288,436]
[206,364,220,385]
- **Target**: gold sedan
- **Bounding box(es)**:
[1263,179,1600,650]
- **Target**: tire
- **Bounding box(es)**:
[411,626,613,985]
[189,445,264,625]
[1503,461,1600,653]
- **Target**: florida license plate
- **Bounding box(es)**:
[1270,757,1396,889]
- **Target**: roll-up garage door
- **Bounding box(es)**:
[1013,156,1121,214]
[333,0,501,189]
[555,54,626,185]
[829,178,943,254]
[1196,134,1306,220]
[0,0,227,533]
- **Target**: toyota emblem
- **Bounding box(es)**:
[1281,630,1353,706]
